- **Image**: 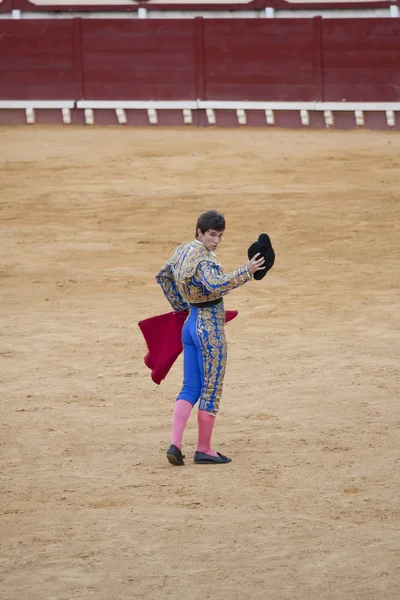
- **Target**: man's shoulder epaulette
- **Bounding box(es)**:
[169,241,215,280]
[168,241,195,266]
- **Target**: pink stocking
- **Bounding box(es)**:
[196,410,219,457]
[171,399,193,450]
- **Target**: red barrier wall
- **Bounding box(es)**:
[80,20,197,100]
[202,19,318,101]
[1,18,400,102]
[0,20,80,99]
[322,19,400,102]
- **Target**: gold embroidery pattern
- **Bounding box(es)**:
[196,304,227,415]
[196,261,251,297]
[155,262,189,311]
[156,240,252,309]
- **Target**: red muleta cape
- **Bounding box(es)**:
[138,310,238,384]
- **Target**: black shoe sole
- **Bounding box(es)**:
[194,459,232,464]
[167,453,184,466]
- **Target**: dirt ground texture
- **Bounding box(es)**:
[1,126,399,600]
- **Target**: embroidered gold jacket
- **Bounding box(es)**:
[155,240,252,311]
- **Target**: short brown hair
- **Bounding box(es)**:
[195,210,225,236]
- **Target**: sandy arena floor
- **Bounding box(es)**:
[1,126,399,600]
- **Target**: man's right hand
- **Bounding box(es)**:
[247,252,266,275]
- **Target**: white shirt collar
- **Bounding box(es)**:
[194,239,216,257]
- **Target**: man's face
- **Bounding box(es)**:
[197,228,224,251]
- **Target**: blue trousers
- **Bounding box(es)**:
[177,304,227,415]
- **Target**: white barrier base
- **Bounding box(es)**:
[0,100,398,128]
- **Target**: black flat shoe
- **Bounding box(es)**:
[193,451,232,465]
[166,444,185,466]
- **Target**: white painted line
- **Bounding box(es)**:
[183,109,192,124]
[73,100,400,113]
[199,101,315,111]
[316,102,400,111]
[62,108,71,124]
[116,108,127,124]
[324,110,334,127]
[386,110,395,127]
[300,109,309,126]
[0,100,74,109]
[355,110,364,126]
[265,109,274,125]
[84,108,94,125]
[206,109,216,125]
[2,100,399,131]
[237,109,246,125]
[147,108,158,125]
[77,100,197,110]
[200,101,400,112]
[25,107,35,124]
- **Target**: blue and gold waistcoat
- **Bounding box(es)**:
[155,240,252,310]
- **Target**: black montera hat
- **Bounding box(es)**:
[247,233,275,280]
